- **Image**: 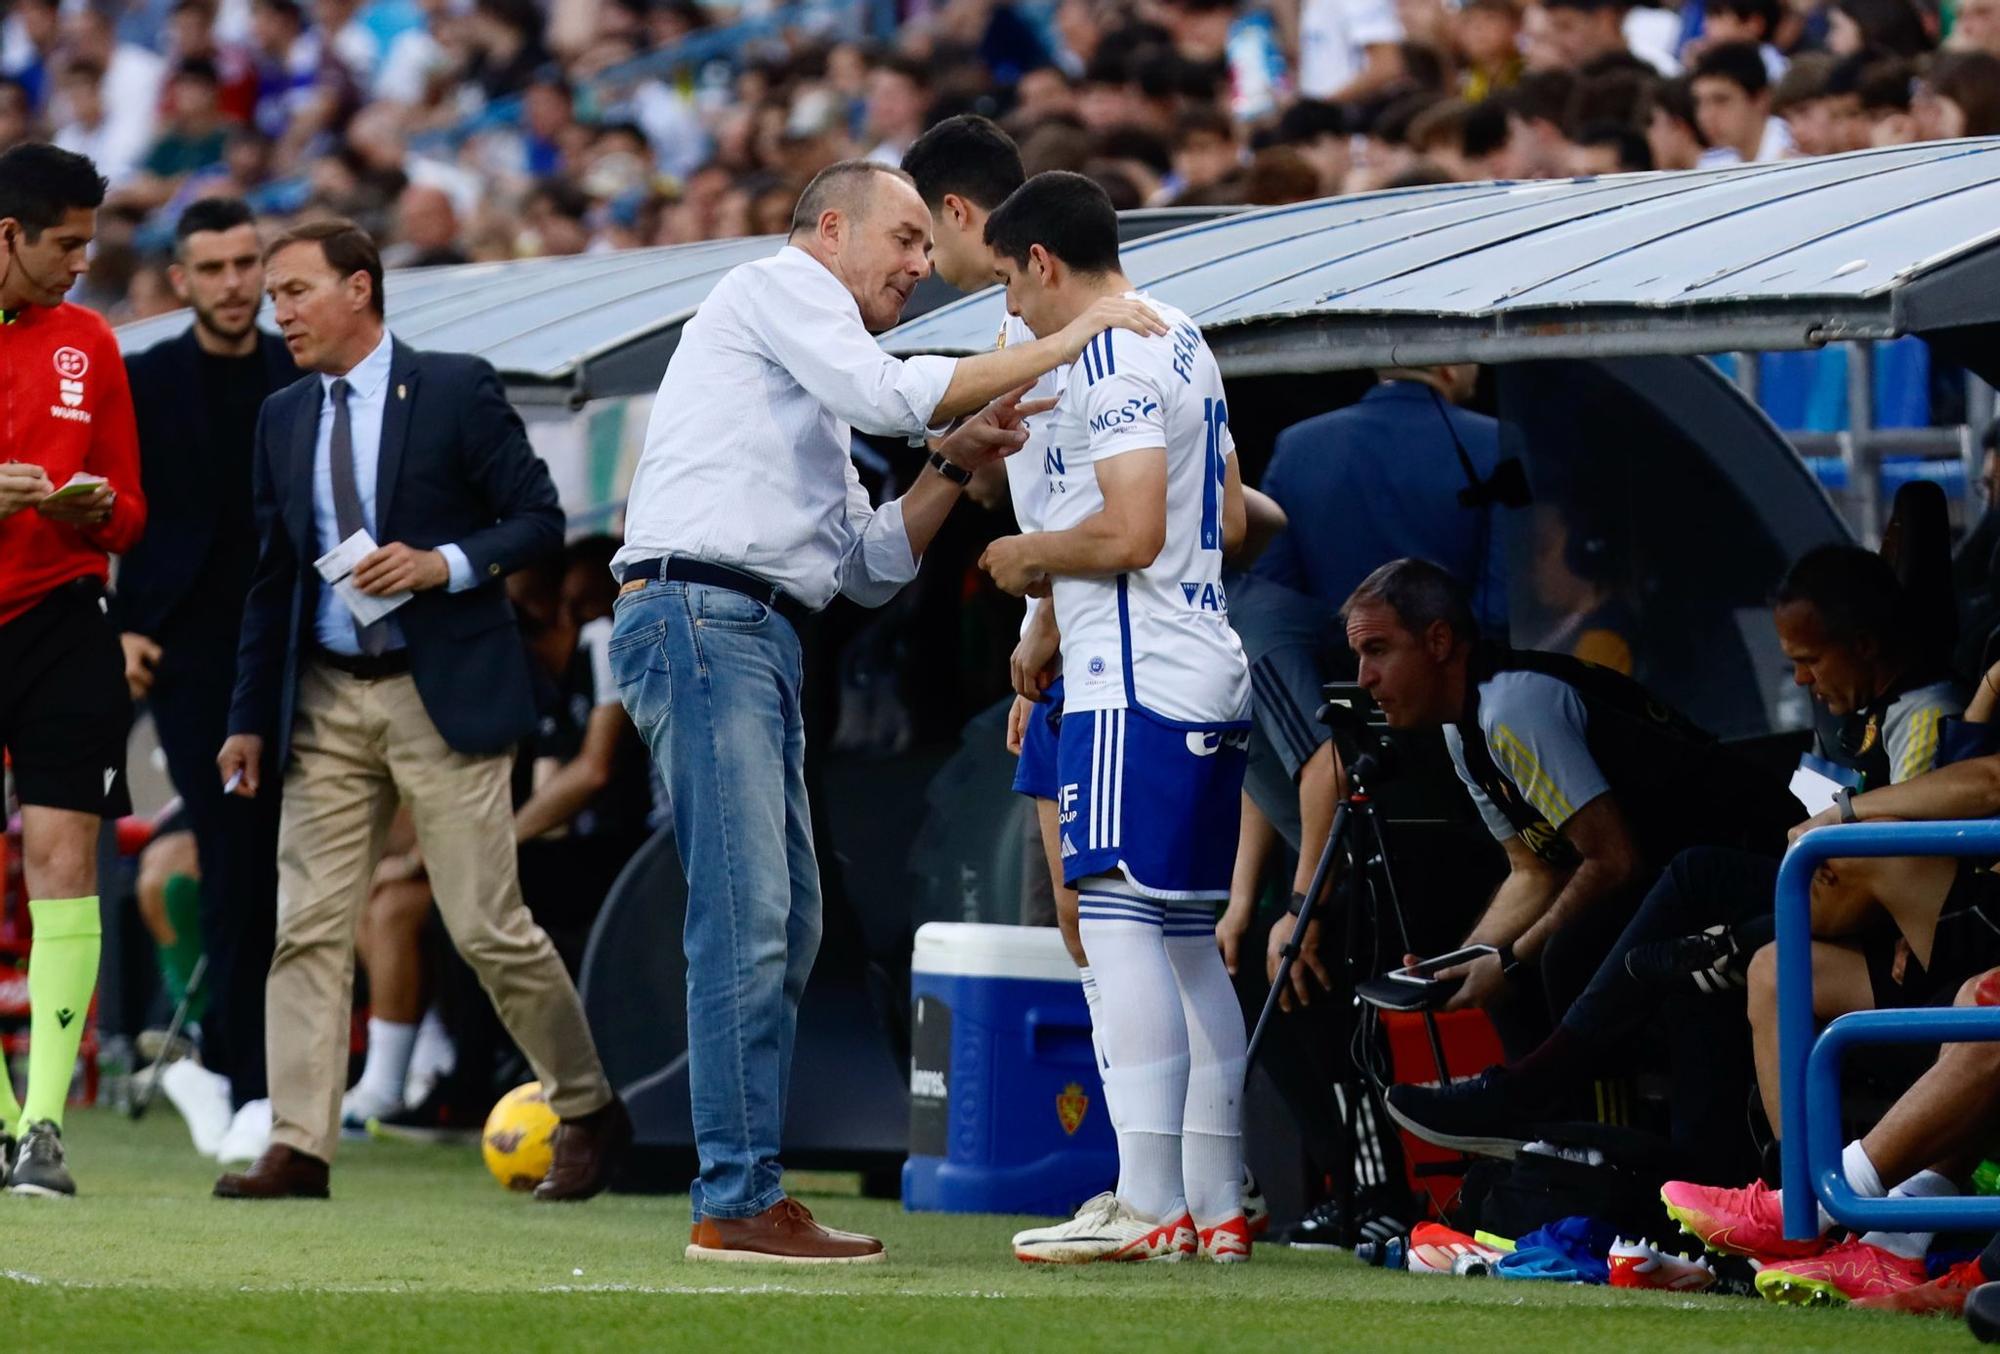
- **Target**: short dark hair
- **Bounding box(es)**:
[984,170,1120,275]
[1692,41,1769,97]
[1708,0,1781,32]
[1774,545,1909,652]
[1510,69,1577,127]
[174,196,256,253]
[1276,99,1345,144]
[265,217,385,317]
[1462,100,1512,158]
[1174,102,1235,146]
[788,159,915,235]
[0,143,108,242]
[172,55,221,85]
[1542,0,1623,11]
[1095,124,1173,175]
[1575,120,1653,170]
[902,114,1025,211]
[1342,558,1479,645]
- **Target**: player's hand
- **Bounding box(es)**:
[1057,296,1170,364]
[1009,608,1060,700]
[121,632,163,700]
[218,734,264,798]
[0,462,54,519]
[354,543,450,595]
[35,482,113,527]
[1006,693,1033,756]
[1267,914,1331,1011]
[1442,950,1505,1012]
[1217,896,1253,976]
[979,534,1048,598]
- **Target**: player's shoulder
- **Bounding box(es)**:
[1890,678,1965,724]
[1072,300,1202,392]
[1478,668,1583,732]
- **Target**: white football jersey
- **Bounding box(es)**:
[998,313,1067,640]
[1040,295,1250,725]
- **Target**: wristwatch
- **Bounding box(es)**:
[928,449,973,486]
[1837,786,1860,824]
[1497,942,1528,980]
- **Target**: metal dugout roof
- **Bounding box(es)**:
[882,138,2000,378]
[112,208,1235,403]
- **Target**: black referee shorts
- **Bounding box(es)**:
[0,577,133,818]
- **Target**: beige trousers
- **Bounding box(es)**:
[267,663,611,1162]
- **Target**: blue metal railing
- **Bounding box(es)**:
[1777,819,2000,1239]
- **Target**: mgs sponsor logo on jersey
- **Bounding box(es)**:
[1088,396,1159,434]
[51,345,92,422]
[1180,580,1228,612]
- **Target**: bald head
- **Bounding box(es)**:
[397,182,457,251]
[788,159,934,333]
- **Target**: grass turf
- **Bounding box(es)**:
[0,1110,1976,1352]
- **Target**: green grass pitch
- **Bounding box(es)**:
[0,1109,1973,1352]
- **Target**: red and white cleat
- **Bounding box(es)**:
[1406,1222,1505,1276]
[1012,1194,1197,1264]
[1198,1216,1253,1263]
[1607,1236,1717,1292]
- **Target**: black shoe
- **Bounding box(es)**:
[365,1081,494,1145]
[1383,1068,1531,1160]
[9,1120,75,1197]
[0,1130,14,1187]
[1623,925,1744,996]
[1280,1185,1415,1251]
[1968,1280,2000,1343]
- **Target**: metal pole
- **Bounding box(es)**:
[1847,342,1880,544]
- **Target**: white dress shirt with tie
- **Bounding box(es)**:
[312,330,477,655]
[612,245,961,612]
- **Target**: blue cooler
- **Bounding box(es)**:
[902,922,1117,1215]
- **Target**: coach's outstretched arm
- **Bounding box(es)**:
[929,297,1167,423]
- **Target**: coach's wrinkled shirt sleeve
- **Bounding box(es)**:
[746,259,957,440]
[613,246,962,611]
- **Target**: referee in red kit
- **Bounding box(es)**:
[0,143,146,1197]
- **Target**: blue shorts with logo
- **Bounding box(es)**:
[1055,702,1249,899]
[1012,677,1066,801]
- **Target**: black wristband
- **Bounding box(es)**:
[928,449,973,486]
[1285,890,1309,917]
[1498,942,1527,979]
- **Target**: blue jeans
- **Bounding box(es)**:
[608,579,823,1222]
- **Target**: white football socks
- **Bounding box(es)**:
[352,1017,417,1113]
[1165,924,1247,1230]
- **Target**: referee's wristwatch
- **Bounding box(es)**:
[1497,942,1529,981]
[928,449,974,486]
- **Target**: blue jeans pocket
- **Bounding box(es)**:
[693,587,770,630]
[608,617,672,731]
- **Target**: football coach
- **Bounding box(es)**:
[611,160,1164,1263]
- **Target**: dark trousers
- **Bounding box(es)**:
[149,658,280,1108]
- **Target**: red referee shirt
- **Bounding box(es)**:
[0,301,146,628]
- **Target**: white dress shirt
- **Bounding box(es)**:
[614,245,960,612]
[312,330,475,654]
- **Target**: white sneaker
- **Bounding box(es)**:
[215,1098,273,1165]
[158,1059,233,1157]
[403,1010,456,1108]
[1012,1193,1196,1264]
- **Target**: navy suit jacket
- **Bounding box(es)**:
[229,338,562,759]
[114,328,298,652]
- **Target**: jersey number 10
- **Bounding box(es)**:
[1199,397,1229,552]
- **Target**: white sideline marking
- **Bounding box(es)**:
[1,1269,1011,1300]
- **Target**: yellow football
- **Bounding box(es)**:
[482,1081,559,1192]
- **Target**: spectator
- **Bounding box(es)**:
[382,181,467,266]
[1014,64,1077,123]
[1506,69,1582,175]
[467,0,550,102]
[1166,103,1241,201]
[1456,0,1524,100]
[1528,502,1640,671]
[1242,144,1323,202]
[1406,97,1472,178]
[134,60,232,197]
[0,77,28,153]
[1289,0,1406,103]
[1692,41,1795,164]
[862,55,930,167]
[248,0,317,142]
[1536,0,1635,72]
[165,0,261,125]
[1830,0,1934,57]
[67,3,167,175]
[1857,54,1920,145]
[0,0,61,113]
[1640,73,1708,168]
[1570,118,1653,172]
[1956,0,2000,57]
[1697,0,1789,80]
[1273,98,1349,193]
[50,59,144,187]
[1913,52,2000,140]
[1771,52,1843,156]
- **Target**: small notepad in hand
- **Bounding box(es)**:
[314,529,412,628]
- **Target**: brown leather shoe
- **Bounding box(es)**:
[686,1198,886,1264]
[532,1095,632,1202]
[213,1145,330,1200]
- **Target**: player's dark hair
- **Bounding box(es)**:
[902,114,1025,211]
[1276,98,1345,144]
[1575,120,1653,171]
[1343,558,1479,645]
[0,143,108,242]
[1775,545,1910,653]
[1692,41,1770,97]
[984,170,1121,276]
[1709,0,1781,33]
[175,196,256,254]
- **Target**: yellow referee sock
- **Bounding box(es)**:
[22,898,102,1131]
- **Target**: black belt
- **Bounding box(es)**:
[620,557,808,630]
[315,646,412,679]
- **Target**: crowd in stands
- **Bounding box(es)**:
[5,0,2000,322]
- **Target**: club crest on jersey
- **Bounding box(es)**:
[1087,656,1106,676]
[1180,581,1227,612]
[1057,1082,1090,1135]
[53,346,89,379]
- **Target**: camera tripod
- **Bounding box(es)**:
[1244,721,1453,1247]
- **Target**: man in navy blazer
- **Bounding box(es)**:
[212,219,624,1202]
[115,197,296,1146]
